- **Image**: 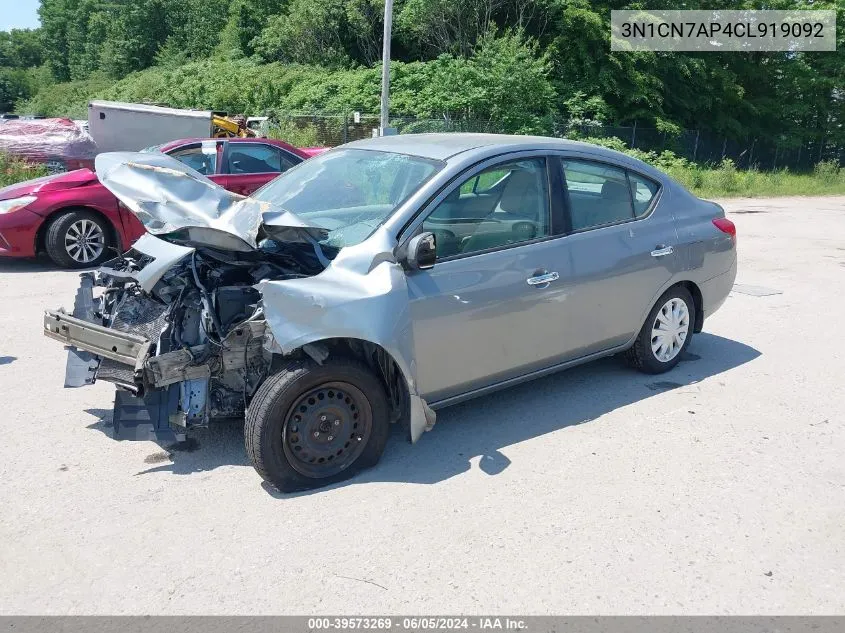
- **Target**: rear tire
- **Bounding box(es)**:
[245,357,390,492]
[45,210,113,269]
[626,286,695,374]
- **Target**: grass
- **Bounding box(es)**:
[579,136,845,198]
[669,160,845,199]
[0,152,49,189]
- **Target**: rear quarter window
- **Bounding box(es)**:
[628,172,660,217]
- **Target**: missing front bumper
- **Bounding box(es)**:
[43,309,185,443]
[44,310,151,366]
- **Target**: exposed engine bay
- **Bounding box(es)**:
[45,232,329,441]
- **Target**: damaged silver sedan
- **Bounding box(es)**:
[44,134,737,491]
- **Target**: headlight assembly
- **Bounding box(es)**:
[0,196,37,215]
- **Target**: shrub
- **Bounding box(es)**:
[813,159,841,184]
[0,152,48,188]
[18,30,558,136]
[712,158,740,193]
[16,74,113,118]
[269,120,322,147]
[652,150,691,172]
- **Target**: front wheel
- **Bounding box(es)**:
[245,357,390,492]
[44,210,113,268]
[626,286,695,374]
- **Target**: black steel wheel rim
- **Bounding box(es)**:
[282,381,373,478]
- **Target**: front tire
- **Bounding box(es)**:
[245,357,390,492]
[626,286,695,374]
[45,210,113,268]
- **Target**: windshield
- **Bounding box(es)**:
[252,148,443,248]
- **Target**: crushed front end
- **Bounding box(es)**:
[44,232,324,443]
[42,151,436,491]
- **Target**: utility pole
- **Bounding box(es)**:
[379,0,394,136]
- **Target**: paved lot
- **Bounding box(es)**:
[0,196,843,615]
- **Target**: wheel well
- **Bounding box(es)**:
[276,337,410,429]
[35,206,122,255]
[675,280,704,333]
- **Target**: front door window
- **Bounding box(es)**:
[422,158,550,258]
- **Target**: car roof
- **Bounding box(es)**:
[343,133,615,161]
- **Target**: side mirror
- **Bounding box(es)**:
[406,232,437,270]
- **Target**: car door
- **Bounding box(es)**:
[551,157,678,358]
[164,140,226,186]
[222,142,300,196]
[406,155,573,404]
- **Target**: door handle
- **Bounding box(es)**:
[526,271,560,286]
[651,245,674,257]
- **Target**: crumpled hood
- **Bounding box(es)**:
[95,152,323,251]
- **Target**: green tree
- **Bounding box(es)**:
[0,29,43,68]
[345,0,384,65]
[163,0,233,61]
[392,30,556,132]
[254,0,350,66]
[38,0,74,80]
[219,0,287,58]
[13,0,845,161]
[64,0,111,79]
[0,68,32,111]
[100,0,170,78]
[396,0,503,57]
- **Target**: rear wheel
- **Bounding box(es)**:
[45,210,113,268]
[245,358,390,492]
[626,286,695,374]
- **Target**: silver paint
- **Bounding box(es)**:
[95,151,318,251]
[125,233,195,292]
[93,134,737,442]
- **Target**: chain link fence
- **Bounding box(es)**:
[268,112,844,170]
[562,123,843,171]
[267,113,503,147]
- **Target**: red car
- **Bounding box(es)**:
[0,138,310,268]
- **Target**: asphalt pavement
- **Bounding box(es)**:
[0,196,843,614]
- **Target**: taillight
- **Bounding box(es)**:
[712,217,736,238]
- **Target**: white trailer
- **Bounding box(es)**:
[87,101,214,153]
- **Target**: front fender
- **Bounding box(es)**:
[257,233,432,441]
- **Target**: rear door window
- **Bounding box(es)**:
[561,160,634,231]
[227,143,298,174]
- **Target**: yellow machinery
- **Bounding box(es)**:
[212,114,257,138]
